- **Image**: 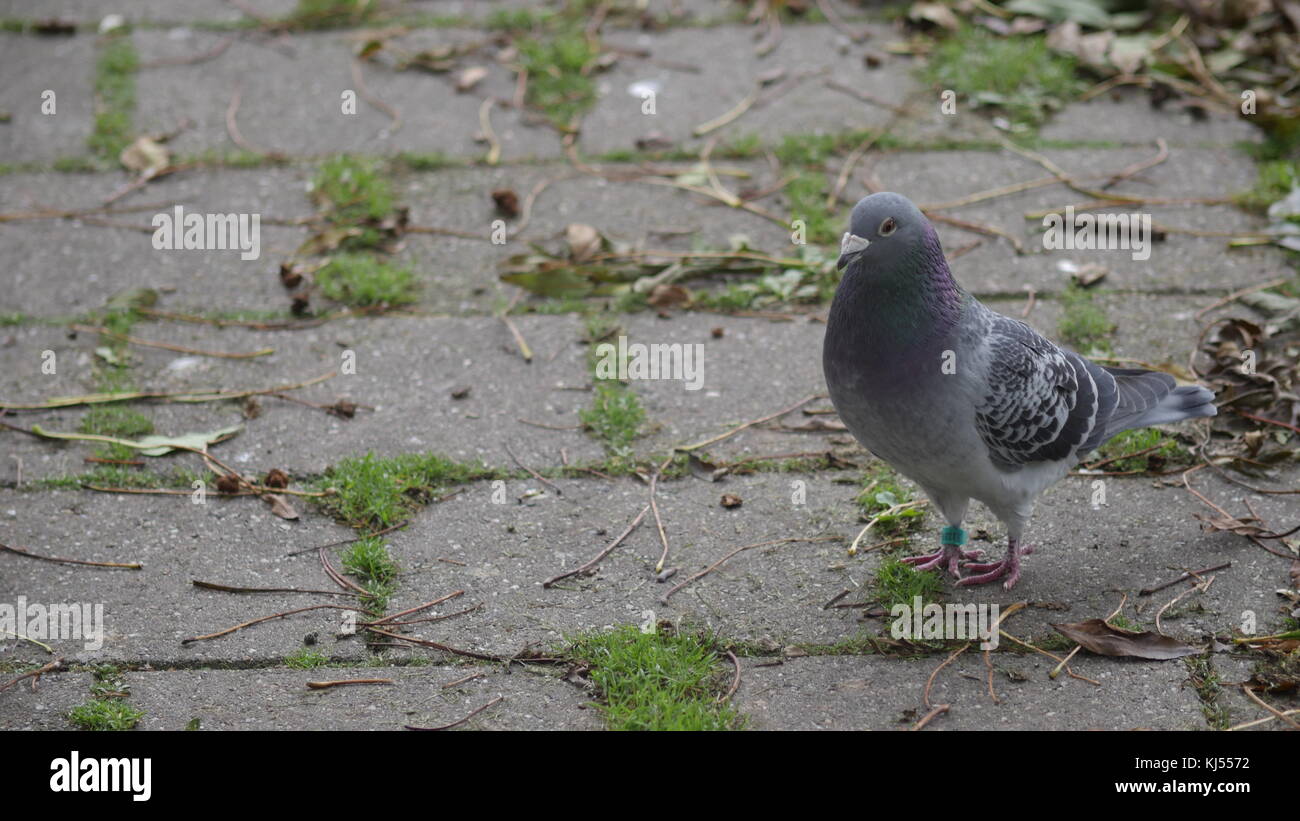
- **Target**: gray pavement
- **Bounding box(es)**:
[1,2,1297,732]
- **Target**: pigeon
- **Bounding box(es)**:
[823,192,1216,589]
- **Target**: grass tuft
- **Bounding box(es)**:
[922,27,1078,129]
[316,452,497,529]
[315,254,418,307]
[1057,283,1113,354]
[565,625,741,730]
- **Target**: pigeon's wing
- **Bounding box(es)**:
[973,314,1116,470]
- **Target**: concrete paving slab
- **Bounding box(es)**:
[126,665,602,730]
[735,653,1208,730]
[0,671,95,730]
[133,28,566,161]
[580,24,912,156]
[0,488,369,665]
[1040,92,1262,147]
[0,34,96,164]
[1,313,603,481]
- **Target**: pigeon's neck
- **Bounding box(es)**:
[828,226,967,361]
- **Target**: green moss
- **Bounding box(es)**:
[486,8,553,30]
[341,536,398,586]
[774,130,877,168]
[391,151,459,172]
[1093,428,1190,472]
[922,27,1079,129]
[52,155,102,173]
[316,452,499,530]
[78,406,154,439]
[285,647,330,669]
[316,254,417,308]
[856,464,926,537]
[283,0,374,30]
[873,556,945,611]
[1057,283,1113,354]
[579,382,645,465]
[1233,159,1298,213]
[89,34,138,161]
[518,30,597,128]
[564,626,742,730]
[312,155,395,224]
[68,699,144,730]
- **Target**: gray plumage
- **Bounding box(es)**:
[823,192,1215,589]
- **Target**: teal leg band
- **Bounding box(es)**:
[940,526,968,547]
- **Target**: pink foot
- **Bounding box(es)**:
[902,544,985,577]
[957,542,1035,590]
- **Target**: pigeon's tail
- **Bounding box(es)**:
[1102,367,1217,437]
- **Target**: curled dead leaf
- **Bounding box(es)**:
[119,136,169,178]
[261,492,299,520]
[721,493,743,509]
[1051,618,1200,660]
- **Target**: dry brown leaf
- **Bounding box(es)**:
[119,136,169,177]
[647,284,691,308]
[1051,619,1200,660]
[261,492,299,520]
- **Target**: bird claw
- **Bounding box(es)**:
[957,543,1035,590]
[902,544,985,577]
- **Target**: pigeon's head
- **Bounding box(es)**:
[837,192,931,271]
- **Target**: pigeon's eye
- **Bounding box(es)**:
[879,217,897,236]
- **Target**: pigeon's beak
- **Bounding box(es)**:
[837,232,870,270]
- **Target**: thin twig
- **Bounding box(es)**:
[910,704,950,731]
[306,678,394,689]
[287,520,409,558]
[182,604,364,644]
[660,536,840,603]
[405,696,504,731]
[677,393,824,452]
[70,324,273,359]
[719,650,742,703]
[1241,685,1300,730]
[0,542,141,570]
[363,591,465,627]
[478,98,501,165]
[364,627,513,662]
[924,642,969,710]
[1,370,335,411]
[1155,573,1214,636]
[225,83,285,160]
[692,85,761,136]
[0,659,63,693]
[543,505,650,588]
[1139,562,1232,596]
[649,454,672,573]
[350,58,401,133]
[504,442,560,496]
[191,580,358,596]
